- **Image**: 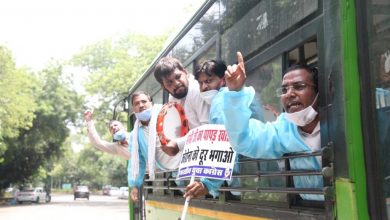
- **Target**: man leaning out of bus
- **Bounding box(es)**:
[183,59,264,200]
[84,110,131,160]
[154,57,210,156]
[222,52,323,201]
[127,91,184,202]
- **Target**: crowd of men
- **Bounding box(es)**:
[85,51,323,202]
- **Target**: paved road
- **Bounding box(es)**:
[0,194,129,220]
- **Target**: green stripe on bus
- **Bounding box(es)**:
[340,0,369,219]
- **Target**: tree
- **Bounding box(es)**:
[0,62,83,191]
[71,33,168,121]
[42,33,167,192]
[0,46,38,163]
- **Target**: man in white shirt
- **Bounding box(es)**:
[153,57,210,155]
[84,111,130,160]
[154,57,210,129]
[127,91,183,202]
[85,91,183,202]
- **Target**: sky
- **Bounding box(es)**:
[0,0,205,71]
[0,0,205,152]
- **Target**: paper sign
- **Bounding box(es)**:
[176,124,236,180]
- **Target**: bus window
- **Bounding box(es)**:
[194,43,217,71]
[287,39,318,66]
[221,0,319,65]
[151,89,164,105]
[171,3,220,63]
[246,56,283,122]
[360,0,390,217]
[240,56,286,203]
[375,24,390,220]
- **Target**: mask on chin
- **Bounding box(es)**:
[113,130,126,142]
[200,90,218,104]
[135,108,152,122]
[285,94,318,126]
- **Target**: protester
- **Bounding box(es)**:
[153,57,210,156]
[184,59,264,200]
[222,52,323,200]
[85,91,184,202]
[127,91,183,202]
[84,111,130,160]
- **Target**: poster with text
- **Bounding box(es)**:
[176,124,236,180]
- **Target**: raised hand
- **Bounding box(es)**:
[225,51,246,91]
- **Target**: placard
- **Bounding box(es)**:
[176,124,236,180]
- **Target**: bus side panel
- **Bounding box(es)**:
[145,200,271,220]
[335,179,358,220]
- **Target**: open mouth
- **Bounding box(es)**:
[287,102,303,112]
[174,86,184,94]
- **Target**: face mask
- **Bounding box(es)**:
[200,90,218,105]
[135,108,152,122]
[113,130,126,142]
[285,94,318,126]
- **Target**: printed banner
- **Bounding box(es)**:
[176,124,236,180]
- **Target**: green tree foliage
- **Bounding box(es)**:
[72,33,168,113]
[0,62,83,190]
[41,33,167,191]
[76,146,127,188]
[49,144,127,189]
[0,46,38,163]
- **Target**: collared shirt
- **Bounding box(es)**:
[298,122,321,164]
[86,120,130,160]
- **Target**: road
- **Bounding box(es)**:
[0,194,129,220]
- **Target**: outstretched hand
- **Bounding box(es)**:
[84,110,93,122]
[225,51,246,91]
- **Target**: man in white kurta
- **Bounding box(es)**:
[153,57,210,155]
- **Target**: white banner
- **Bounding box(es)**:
[176,124,236,180]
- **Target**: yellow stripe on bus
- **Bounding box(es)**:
[146,200,270,220]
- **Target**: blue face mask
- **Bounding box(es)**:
[135,108,152,122]
[113,130,127,142]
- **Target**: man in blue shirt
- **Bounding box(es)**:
[184,59,263,199]
[222,52,323,201]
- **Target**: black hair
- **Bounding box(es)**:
[194,60,227,80]
[283,64,319,92]
[153,57,186,84]
[130,91,152,105]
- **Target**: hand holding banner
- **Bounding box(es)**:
[177,124,236,220]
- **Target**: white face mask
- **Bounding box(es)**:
[285,94,318,126]
[200,90,218,105]
[134,108,152,122]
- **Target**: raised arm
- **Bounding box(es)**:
[84,110,130,160]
